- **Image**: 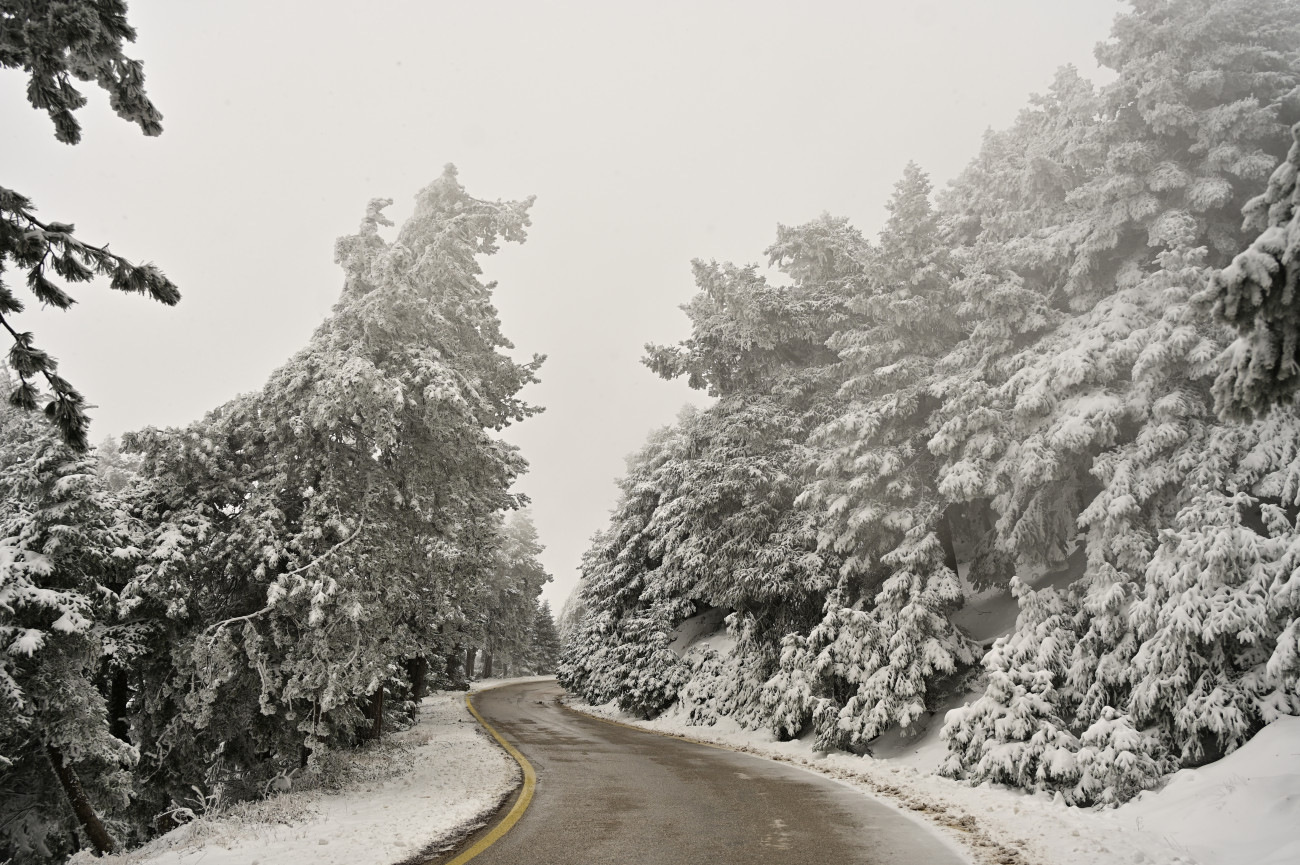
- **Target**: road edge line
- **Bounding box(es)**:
[441,692,537,865]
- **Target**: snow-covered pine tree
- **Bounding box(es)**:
[936,0,1300,578]
[564,0,1300,792]
[556,585,589,645]
[673,611,773,730]
[1073,0,1300,299]
[1129,490,1276,763]
[121,167,540,808]
[1061,247,1223,730]
[929,67,1103,580]
[529,601,562,674]
[1124,403,1300,764]
[1073,708,1163,805]
[801,164,978,749]
[941,577,1084,799]
[557,422,692,717]
[476,511,551,677]
[1038,0,1299,755]
[1205,123,1300,418]
[0,395,137,861]
[759,625,839,742]
[1250,414,1300,706]
[565,218,858,722]
[936,0,1300,802]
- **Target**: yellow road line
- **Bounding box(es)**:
[442,693,537,865]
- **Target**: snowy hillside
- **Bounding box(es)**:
[72,692,518,865]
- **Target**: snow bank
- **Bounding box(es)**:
[668,606,732,656]
[80,690,519,865]
[1121,715,1300,865]
[471,673,556,692]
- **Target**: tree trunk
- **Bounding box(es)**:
[483,650,494,678]
[405,656,429,701]
[369,685,384,740]
[445,644,464,682]
[108,669,130,743]
[46,744,115,856]
[465,646,478,680]
[936,510,960,577]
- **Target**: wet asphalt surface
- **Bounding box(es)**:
[452,680,966,865]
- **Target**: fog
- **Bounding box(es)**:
[3,0,1122,609]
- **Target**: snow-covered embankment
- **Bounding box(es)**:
[77,690,520,865]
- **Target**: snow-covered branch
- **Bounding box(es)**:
[202,517,367,643]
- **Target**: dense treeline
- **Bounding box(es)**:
[561,0,1300,806]
[0,169,556,862]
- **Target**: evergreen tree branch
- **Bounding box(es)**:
[202,517,367,643]
[0,309,88,450]
[0,185,180,449]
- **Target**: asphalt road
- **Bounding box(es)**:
[448,680,966,865]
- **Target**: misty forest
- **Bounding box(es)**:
[5,1,1300,864]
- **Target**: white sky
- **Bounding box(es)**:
[3,0,1122,611]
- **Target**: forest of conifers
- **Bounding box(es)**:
[8,0,1300,861]
[559,0,1300,808]
[1,166,561,861]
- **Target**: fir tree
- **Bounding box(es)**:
[939,0,1300,802]
[941,578,1084,800]
[558,423,692,717]
[0,395,136,861]
[122,167,541,808]
[801,164,977,748]
[565,217,861,720]
[564,0,1300,800]
[1129,491,1276,763]
[474,511,550,677]
[1205,123,1300,419]
[529,601,562,675]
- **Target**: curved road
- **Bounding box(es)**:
[443,680,966,865]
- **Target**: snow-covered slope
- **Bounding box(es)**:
[668,605,735,656]
[77,690,519,865]
[1121,715,1300,865]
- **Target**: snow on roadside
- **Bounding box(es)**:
[78,689,520,865]
[566,694,1300,865]
[1122,715,1300,865]
[471,673,556,693]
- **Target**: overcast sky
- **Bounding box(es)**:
[4,0,1123,611]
